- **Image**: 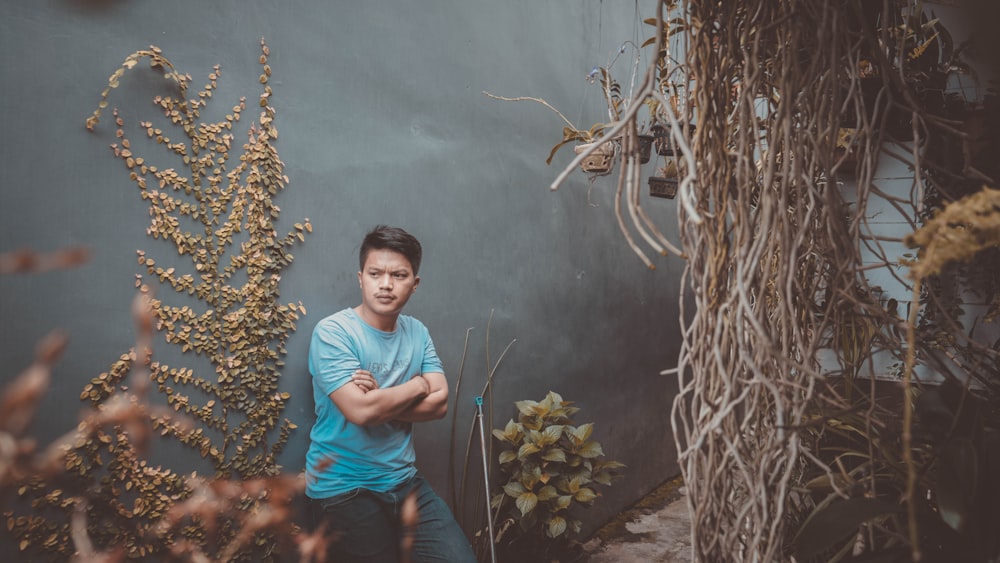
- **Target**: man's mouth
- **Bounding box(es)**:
[376,294,394,302]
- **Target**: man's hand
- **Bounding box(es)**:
[393,372,448,422]
[351,369,379,393]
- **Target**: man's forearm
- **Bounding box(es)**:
[394,387,448,422]
[394,372,448,422]
[331,375,430,426]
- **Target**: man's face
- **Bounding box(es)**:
[357,248,420,326]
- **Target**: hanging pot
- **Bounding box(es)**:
[637,134,654,164]
[650,124,673,156]
[574,141,616,175]
[648,176,678,199]
[650,123,696,156]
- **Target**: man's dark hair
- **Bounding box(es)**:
[359,225,423,274]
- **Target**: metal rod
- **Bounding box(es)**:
[475,396,498,563]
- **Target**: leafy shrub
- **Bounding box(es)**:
[491,391,624,560]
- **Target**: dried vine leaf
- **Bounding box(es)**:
[10,39,311,561]
[905,186,1000,281]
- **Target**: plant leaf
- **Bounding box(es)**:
[571,423,594,443]
[522,464,543,489]
[593,471,614,485]
[537,485,559,501]
[526,429,543,445]
[567,476,582,494]
[540,424,564,446]
[547,515,567,538]
[516,491,538,516]
[490,493,505,509]
[503,481,526,498]
[594,460,626,471]
[792,498,901,561]
[545,391,564,406]
[492,419,522,443]
[574,487,597,503]
[936,438,977,532]
[518,442,541,459]
[578,440,604,459]
[542,448,567,463]
[515,399,539,416]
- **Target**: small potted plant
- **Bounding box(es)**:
[483,92,616,175]
[650,123,674,156]
[648,137,681,199]
[632,100,660,165]
[635,131,654,164]
[593,46,657,166]
[491,391,625,562]
[567,123,617,175]
[649,174,680,199]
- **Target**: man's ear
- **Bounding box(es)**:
[357,270,362,288]
[413,275,420,291]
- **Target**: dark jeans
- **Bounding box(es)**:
[308,472,477,563]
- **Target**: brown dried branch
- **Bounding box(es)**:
[0,330,66,491]
[0,246,91,275]
[2,286,332,561]
[399,489,419,563]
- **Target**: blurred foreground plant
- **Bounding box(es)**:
[0,248,335,562]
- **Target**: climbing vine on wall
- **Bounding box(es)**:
[7,38,310,559]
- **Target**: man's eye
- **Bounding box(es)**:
[394,273,407,279]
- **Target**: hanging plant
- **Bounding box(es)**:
[573,139,617,175]
[648,175,678,199]
[635,133,654,164]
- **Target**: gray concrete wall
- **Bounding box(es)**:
[0,0,684,547]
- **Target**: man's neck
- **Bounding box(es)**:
[355,305,398,332]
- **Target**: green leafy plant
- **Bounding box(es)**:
[490,391,624,560]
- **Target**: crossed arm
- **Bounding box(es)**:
[327,370,449,426]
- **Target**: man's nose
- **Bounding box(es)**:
[379,274,393,288]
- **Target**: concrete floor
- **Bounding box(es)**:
[579,477,692,563]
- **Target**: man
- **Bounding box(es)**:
[306,225,477,562]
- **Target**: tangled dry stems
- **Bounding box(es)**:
[550,1,997,561]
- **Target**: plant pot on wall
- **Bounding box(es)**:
[650,124,674,155]
[637,134,653,164]
[574,141,616,175]
[650,123,695,156]
[648,176,678,199]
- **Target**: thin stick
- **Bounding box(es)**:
[475,397,498,563]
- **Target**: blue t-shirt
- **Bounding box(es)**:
[305,308,444,499]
